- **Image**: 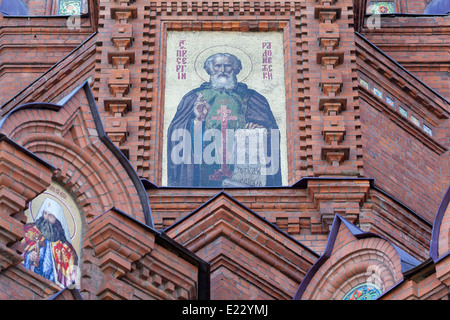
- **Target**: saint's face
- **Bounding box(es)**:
[43,210,56,225]
[211,56,235,78]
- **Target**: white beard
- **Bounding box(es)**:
[210,73,238,90]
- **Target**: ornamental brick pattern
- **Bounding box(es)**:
[165,192,318,299]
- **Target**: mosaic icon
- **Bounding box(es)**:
[370,1,395,14]
[360,79,369,90]
[343,283,382,300]
[58,0,82,15]
[386,96,395,107]
[399,106,408,118]
[23,183,81,288]
[411,115,420,127]
[423,124,433,136]
[373,87,383,99]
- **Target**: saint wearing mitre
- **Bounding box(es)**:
[23,198,78,288]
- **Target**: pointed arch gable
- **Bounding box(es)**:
[165,191,319,299]
[0,81,153,228]
[430,185,450,261]
[294,214,421,300]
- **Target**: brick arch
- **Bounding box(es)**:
[331,260,394,300]
[304,241,401,300]
[0,82,153,227]
[321,248,398,300]
[21,136,124,216]
[294,215,420,300]
[430,185,450,261]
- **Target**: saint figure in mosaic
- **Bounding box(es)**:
[23,198,78,288]
[167,53,281,187]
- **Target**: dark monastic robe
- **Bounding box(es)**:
[167,82,282,187]
[0,0,28,16]
[424,0,450,14]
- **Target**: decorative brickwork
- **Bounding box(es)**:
[0,82,205,299]
[0,84,151,224]
[85,207,200,300]
[0,136,54,271]
[295,214,418,300]
[165,192,318,299]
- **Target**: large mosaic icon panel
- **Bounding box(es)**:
[22,183,81,288]
[163,31,288,187]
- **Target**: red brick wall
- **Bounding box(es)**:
[410,70,450,99]
[360,98,443,222]
[24,0,50,15]
[399,0,429,13]
[0,42,69,104]
[0,5,95,108]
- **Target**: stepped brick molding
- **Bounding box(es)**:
[165,192,318,300]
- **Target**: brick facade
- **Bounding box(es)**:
[0,0,448,301]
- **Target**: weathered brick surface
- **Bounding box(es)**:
[361,15,450,99]
[360,98,444,222]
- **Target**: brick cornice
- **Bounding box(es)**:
[85,207,200,300]
[86,213,154,276]
[356,32,449,119]
[166,192,318,299]
[361,15,450,36]
[306,178,371,233]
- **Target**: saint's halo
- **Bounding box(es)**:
[194,45,253,83]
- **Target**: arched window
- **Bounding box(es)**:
[343,283,383,300]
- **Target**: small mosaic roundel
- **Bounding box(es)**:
[343,283,382,300]
[59,0,82,15]
[370,1,395,14]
